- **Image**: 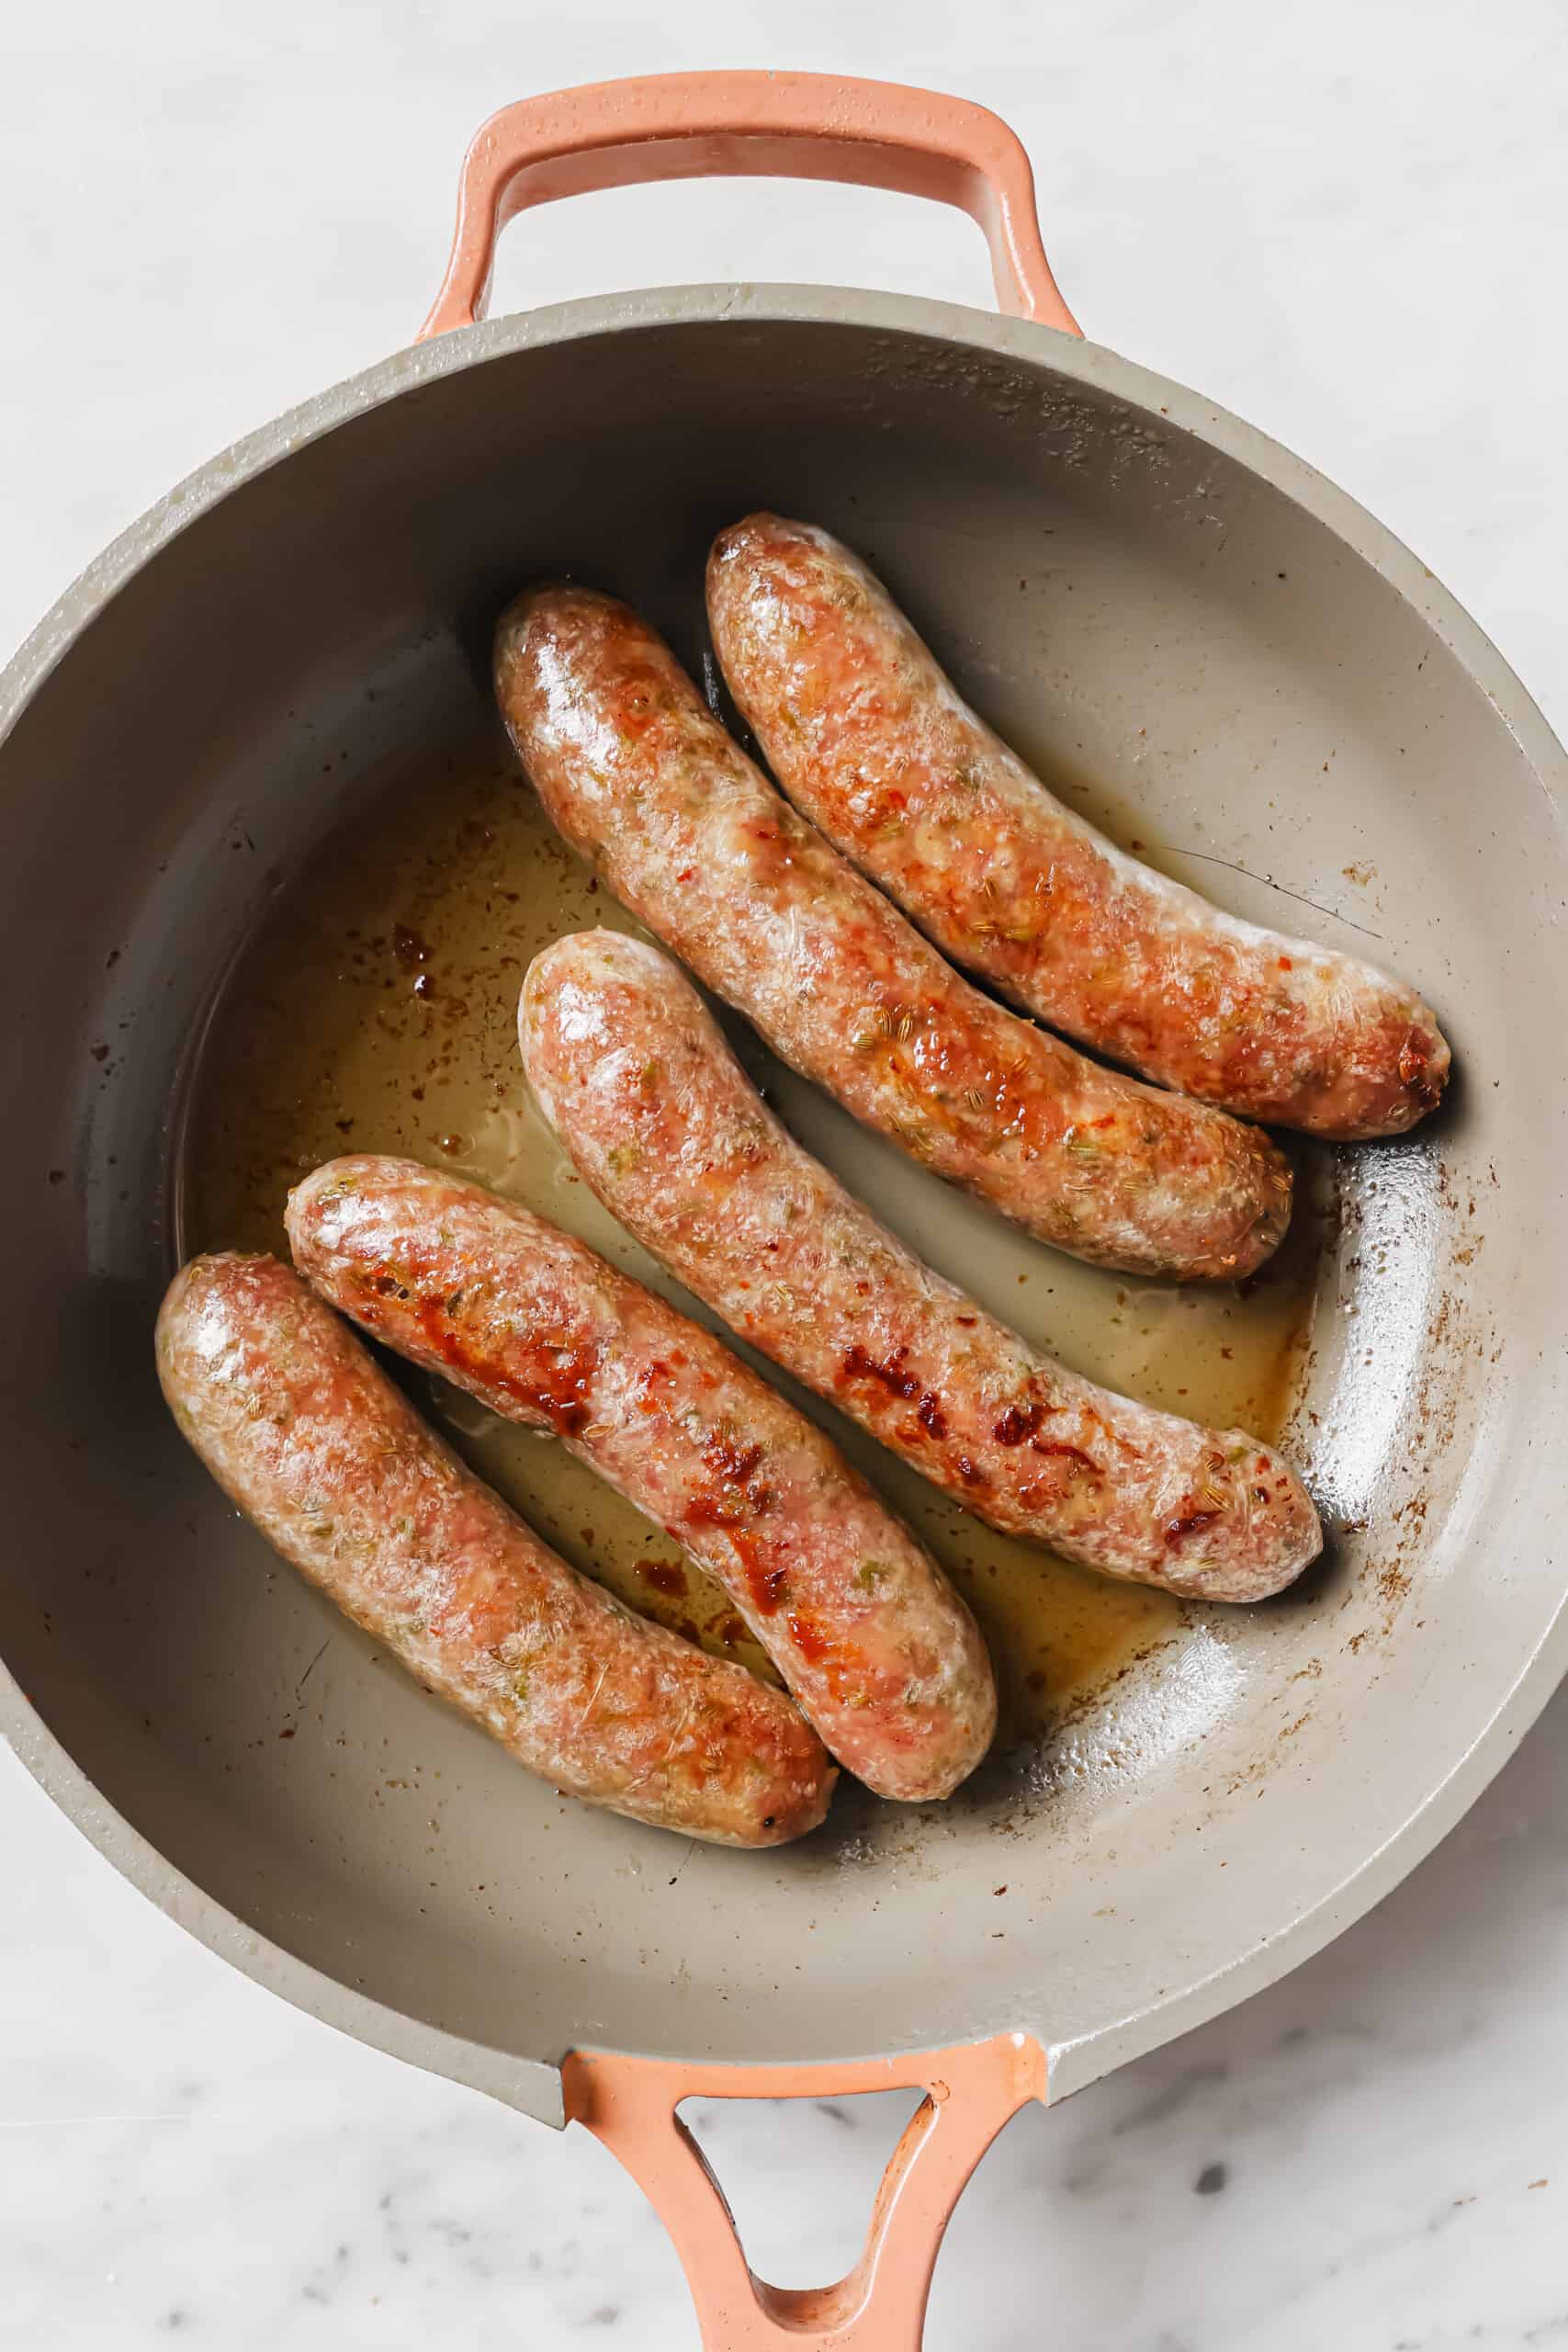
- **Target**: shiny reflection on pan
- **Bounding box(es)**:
[1307,1141,1446,1524]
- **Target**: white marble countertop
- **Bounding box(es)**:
[4,3,1566,2345]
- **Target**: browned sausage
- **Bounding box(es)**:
[707,513,1450,1140]
[156,1251,833,1844]
[521,933,1322,1603]
[286,1158,994,1801]
[493,584,1292,1282]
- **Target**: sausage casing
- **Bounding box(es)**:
[156,1252,833,1844]
[707,512,1450,1141]
[493,584,1292,1282]
[521,933,1323,1603]
[286,1159,994,1801]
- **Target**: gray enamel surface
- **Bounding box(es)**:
[2,285,1565,2128]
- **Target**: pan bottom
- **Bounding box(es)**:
[182,734,1325,1764]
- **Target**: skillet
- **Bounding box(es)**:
[3,72,1566,2347]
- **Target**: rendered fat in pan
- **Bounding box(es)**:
[707,512,1450,1141]
[287,1159,995,1801]
[520,932,1323,1604]
[156,1251,834,1845]
[493,584,1294,1283]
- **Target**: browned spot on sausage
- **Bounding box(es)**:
[1030,1439,1100,1479]
[684,1431,782,1614]
[841,1343,948,1444]
[382,1281,601,1435]
[785,1612,870,1702]
[841,1342,920,1400]
[1398,1027,1446,1112]
[694,1531,784,1616]
[994,1399,1048,1447]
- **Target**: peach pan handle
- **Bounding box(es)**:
[418,72,1082,342]
[561,2033,1047,2350]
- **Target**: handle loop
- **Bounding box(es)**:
[419,73,1080,340]
[563,2034,1047,2349]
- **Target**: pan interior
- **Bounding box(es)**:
[3,302,1562,2086]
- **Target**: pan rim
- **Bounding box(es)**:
[4,280,1566,2123]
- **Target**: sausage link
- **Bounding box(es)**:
[494,585,1292,1283]
[156,1252,833,1844]
[521,933,1323,1602]
[707,513,1450,1141]
[287,1159,994,1801]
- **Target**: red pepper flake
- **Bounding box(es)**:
[634,1358,674,1413]
[704,1432,764,1487]
[1278,956,1293,971]
[1165,1506,1222,1546]
[744,1558,788,1612]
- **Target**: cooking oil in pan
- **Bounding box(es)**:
[184,753,1324,1748]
